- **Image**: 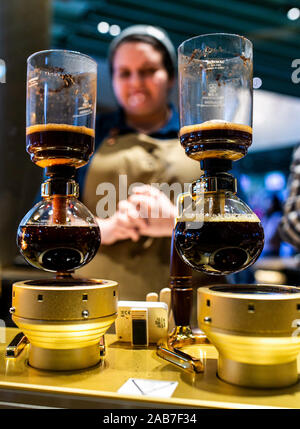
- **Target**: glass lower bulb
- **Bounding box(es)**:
[17,197,101,273]
[174,189,264,275]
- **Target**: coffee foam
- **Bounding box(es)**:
[26,123,95,137]
[177,213,261,223]
[180,120,252,136]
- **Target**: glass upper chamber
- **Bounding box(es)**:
[178,33,253,163]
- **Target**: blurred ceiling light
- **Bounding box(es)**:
[97,21,109,34]
[287,7,300,20]
[109,24,121,36]
[264,171,286,191]
[255,270,286,285]
[253,77,262,89]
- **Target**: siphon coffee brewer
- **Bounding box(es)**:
[9,50,118,371]
[158,34,300,388]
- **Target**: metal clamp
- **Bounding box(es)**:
[6,332,29,358]
[157,326,209,374]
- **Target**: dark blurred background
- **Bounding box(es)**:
[1,0,300,322]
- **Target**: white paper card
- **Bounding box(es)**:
[117,378,178,398]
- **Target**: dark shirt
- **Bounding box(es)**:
[77,106,179,195]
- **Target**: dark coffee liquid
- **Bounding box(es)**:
[180,123,252,161]
[17,225,100,272]
[174,217,264,275]
[26,124,94,168]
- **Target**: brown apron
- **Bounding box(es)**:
[78,132,225,311]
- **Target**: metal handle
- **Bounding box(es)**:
[6,332,29,358]
[157,332,206,374]
[157,344,205,373]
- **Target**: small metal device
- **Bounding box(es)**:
[157,327,206,374]
[6,332,29,358]
[116,301,168,343]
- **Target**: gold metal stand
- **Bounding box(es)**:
[198,284,300,388]
[11,278,118,371]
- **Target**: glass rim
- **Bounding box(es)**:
[210,284,300,296]
[27,49,97,68]
[178,32,252,52]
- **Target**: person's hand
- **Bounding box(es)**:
[96,202,147,245]
[125,185,177,237]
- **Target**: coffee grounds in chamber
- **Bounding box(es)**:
[26,123,95,168]
[17,224,100,273]
[174,215,264,275]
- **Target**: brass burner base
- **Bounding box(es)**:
[11,279,118,371]
[218,356,299,389]
[198,284,300,389]
[29,343,102,371]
